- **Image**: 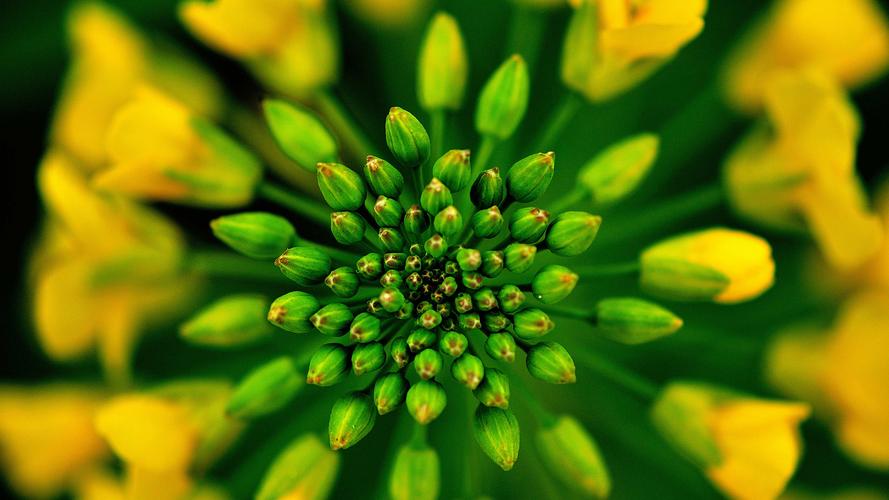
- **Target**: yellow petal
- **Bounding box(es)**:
[763,325,829,410]
[34,260,99,361]
[634,0,707,24]
[601,20,704,60]
[597,0,630,29]
[74,468,126,500]
[707,400,810,500]
[835,415,889,470]
[125,466,193,500]
[95,395,198,471]
[92,162,192,202]
[179,0,298,56]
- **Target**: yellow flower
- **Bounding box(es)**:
[724,69,883,270]
[766,291,889,470]
[342,0,431,29]
[180,0,339,97]
[33,151,193,384]
[639,227,775,303]
[94,381,243,500]
[51,1,223,171]
[724,0,889,113]
[96,86,262,208]
[651,381,810,500]
[0,385,108,498]
[561,0,707,102]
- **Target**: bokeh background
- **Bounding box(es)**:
[2,0,889,498]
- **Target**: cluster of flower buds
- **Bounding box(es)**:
[208,105,602,467]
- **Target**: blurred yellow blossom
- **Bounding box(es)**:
[766,291,889,470]
[0,385,108,498]
[640,227,775,303]
[561,0,707,101]
[34,151,193,384]
[51,1,223,172]
[725,0,889,112]
[651,381,810,499]
[180,0,339,97]
[343,0,431,28]
[96,86,262,208]
[94,381,242,500]
[724,69,882,270]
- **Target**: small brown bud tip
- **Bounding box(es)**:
[268,307,286,324]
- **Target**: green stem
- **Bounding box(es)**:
[575,261,640,279]
[430,110,446,166]
[539,304,594,321]
[313,89,377,158]
[410,421,428,448]
[531,91,584,153]
[574,348,659,401]
[256,181,330,227]
[472,135,497,178]
[547,186,587,214]
[186,250,284,282]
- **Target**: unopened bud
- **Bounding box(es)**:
[350,313,382,343]
[311,303,354,336]
[403,204,429,234]
[372,196,405,227]
[276,247,331,285]
[351,342,387,375]
[325,266,360,298]
[471,168,505,208]
[268,292,321,333]
[356,253,384,279]
[473,406,520,470]
[317,162,366,211]
[374,373,408,414]
[307,344,350,386]
[506,152,554,203]
[365,155,404,198]
[211,211,295,259]
[432,149,472,192]
[228,356,303,419]
[532,265,579,304]
[484,333,516,363]
[546,211,601,257]
[451,353,485,390]
[504,243,537,273]
[417,12,467,111]
[595,298,683,344]
[578,133,659,206]
[420,178,453,214]
[330,211,366,245]
[389,441,441,500]
[497,285,526,313]
[378,227,406,252]
[475,55,529,140]
[474,367,510,408]
[456,248,482,271]
[329,392,376,450]
[386,107,430,167]
[414,349,443,380]
[536,416,611,498]
[181,294,272,347]
[391,337,412,368]
[481,250,504,278]
[526,342,576,384]
[256,434,339,500]
[424,234,448,259]
[509,207,550,243]
[471,206,504,238]
[408,329,437,352]
[264,99,337,171]
[439,331,468,357]
[407,380,447,425]
[433,206,463,239]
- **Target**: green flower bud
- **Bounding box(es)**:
[470,206,504,239]
[451,353,485,390]
[432,149,472,192]
[484,312,510,332]
[256,434,339,500]
[390,442,441,500]
[497,285,526,314]
[474,368,510,408]
[473,288,498,311]
[317,162,366,211]
[356,253,384,279]
[403,204,429,234]
[532,265,579,304]
[307,344,350,386]
[330,211,366,245]
[329,392,376,450]
[461,272,484,290]
[366,298,384,315]
[386,107,430,167]
[364,155,404,198]
[546,211,601,257]
[536,416,611,498]
[509,207,550,243]
[454,293,474,314]
[481,250,505,278]
[372,196,405,227]
[351,342,387,375]
[414,348,443,380]
[407,380,447,425]
[433,206,463,239]
[417,309,442,330]
[408,329,437,352]
[595,298,683,344]
[268,292,321,333]
[486,333,517,362]
[374,373,408,415]
[325,266,360,298]
[504,243,537,273]
[456,248,482,271]
[475,55,529,140]
[473,406,520,471]
[420,178,453,214]
[379,287,406,313]
[276,247,331,286]
[471,168,505,208]
[439,331,468,357]
[391,337,412,368]
[424,234,448,259]
[350,313,382,343]
[459,313,482,331]
[439,276,458,296]
[180,294,272,347]
[211,212,295,259]
[384,253,406,270]
[417,12,467,111]
[526,342,576,384]
[378,270,400,288]
[578,133,659,206]
[378,227,406,252]
[263,99,337,171]
[227,356,304,419]
[506,152,555,203]
[310,303,354,336]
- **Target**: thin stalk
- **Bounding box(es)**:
[530,91,584,153]
[186,250,284,282]
[575,261,640,279]
[472,135,497,178]
[313,89,377,158]
[547,185,587,214]
[256,181,330,226]
[410,421,428,448]
[429,110,446,168]
[574,348,659,401]
[539,304,594,321]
